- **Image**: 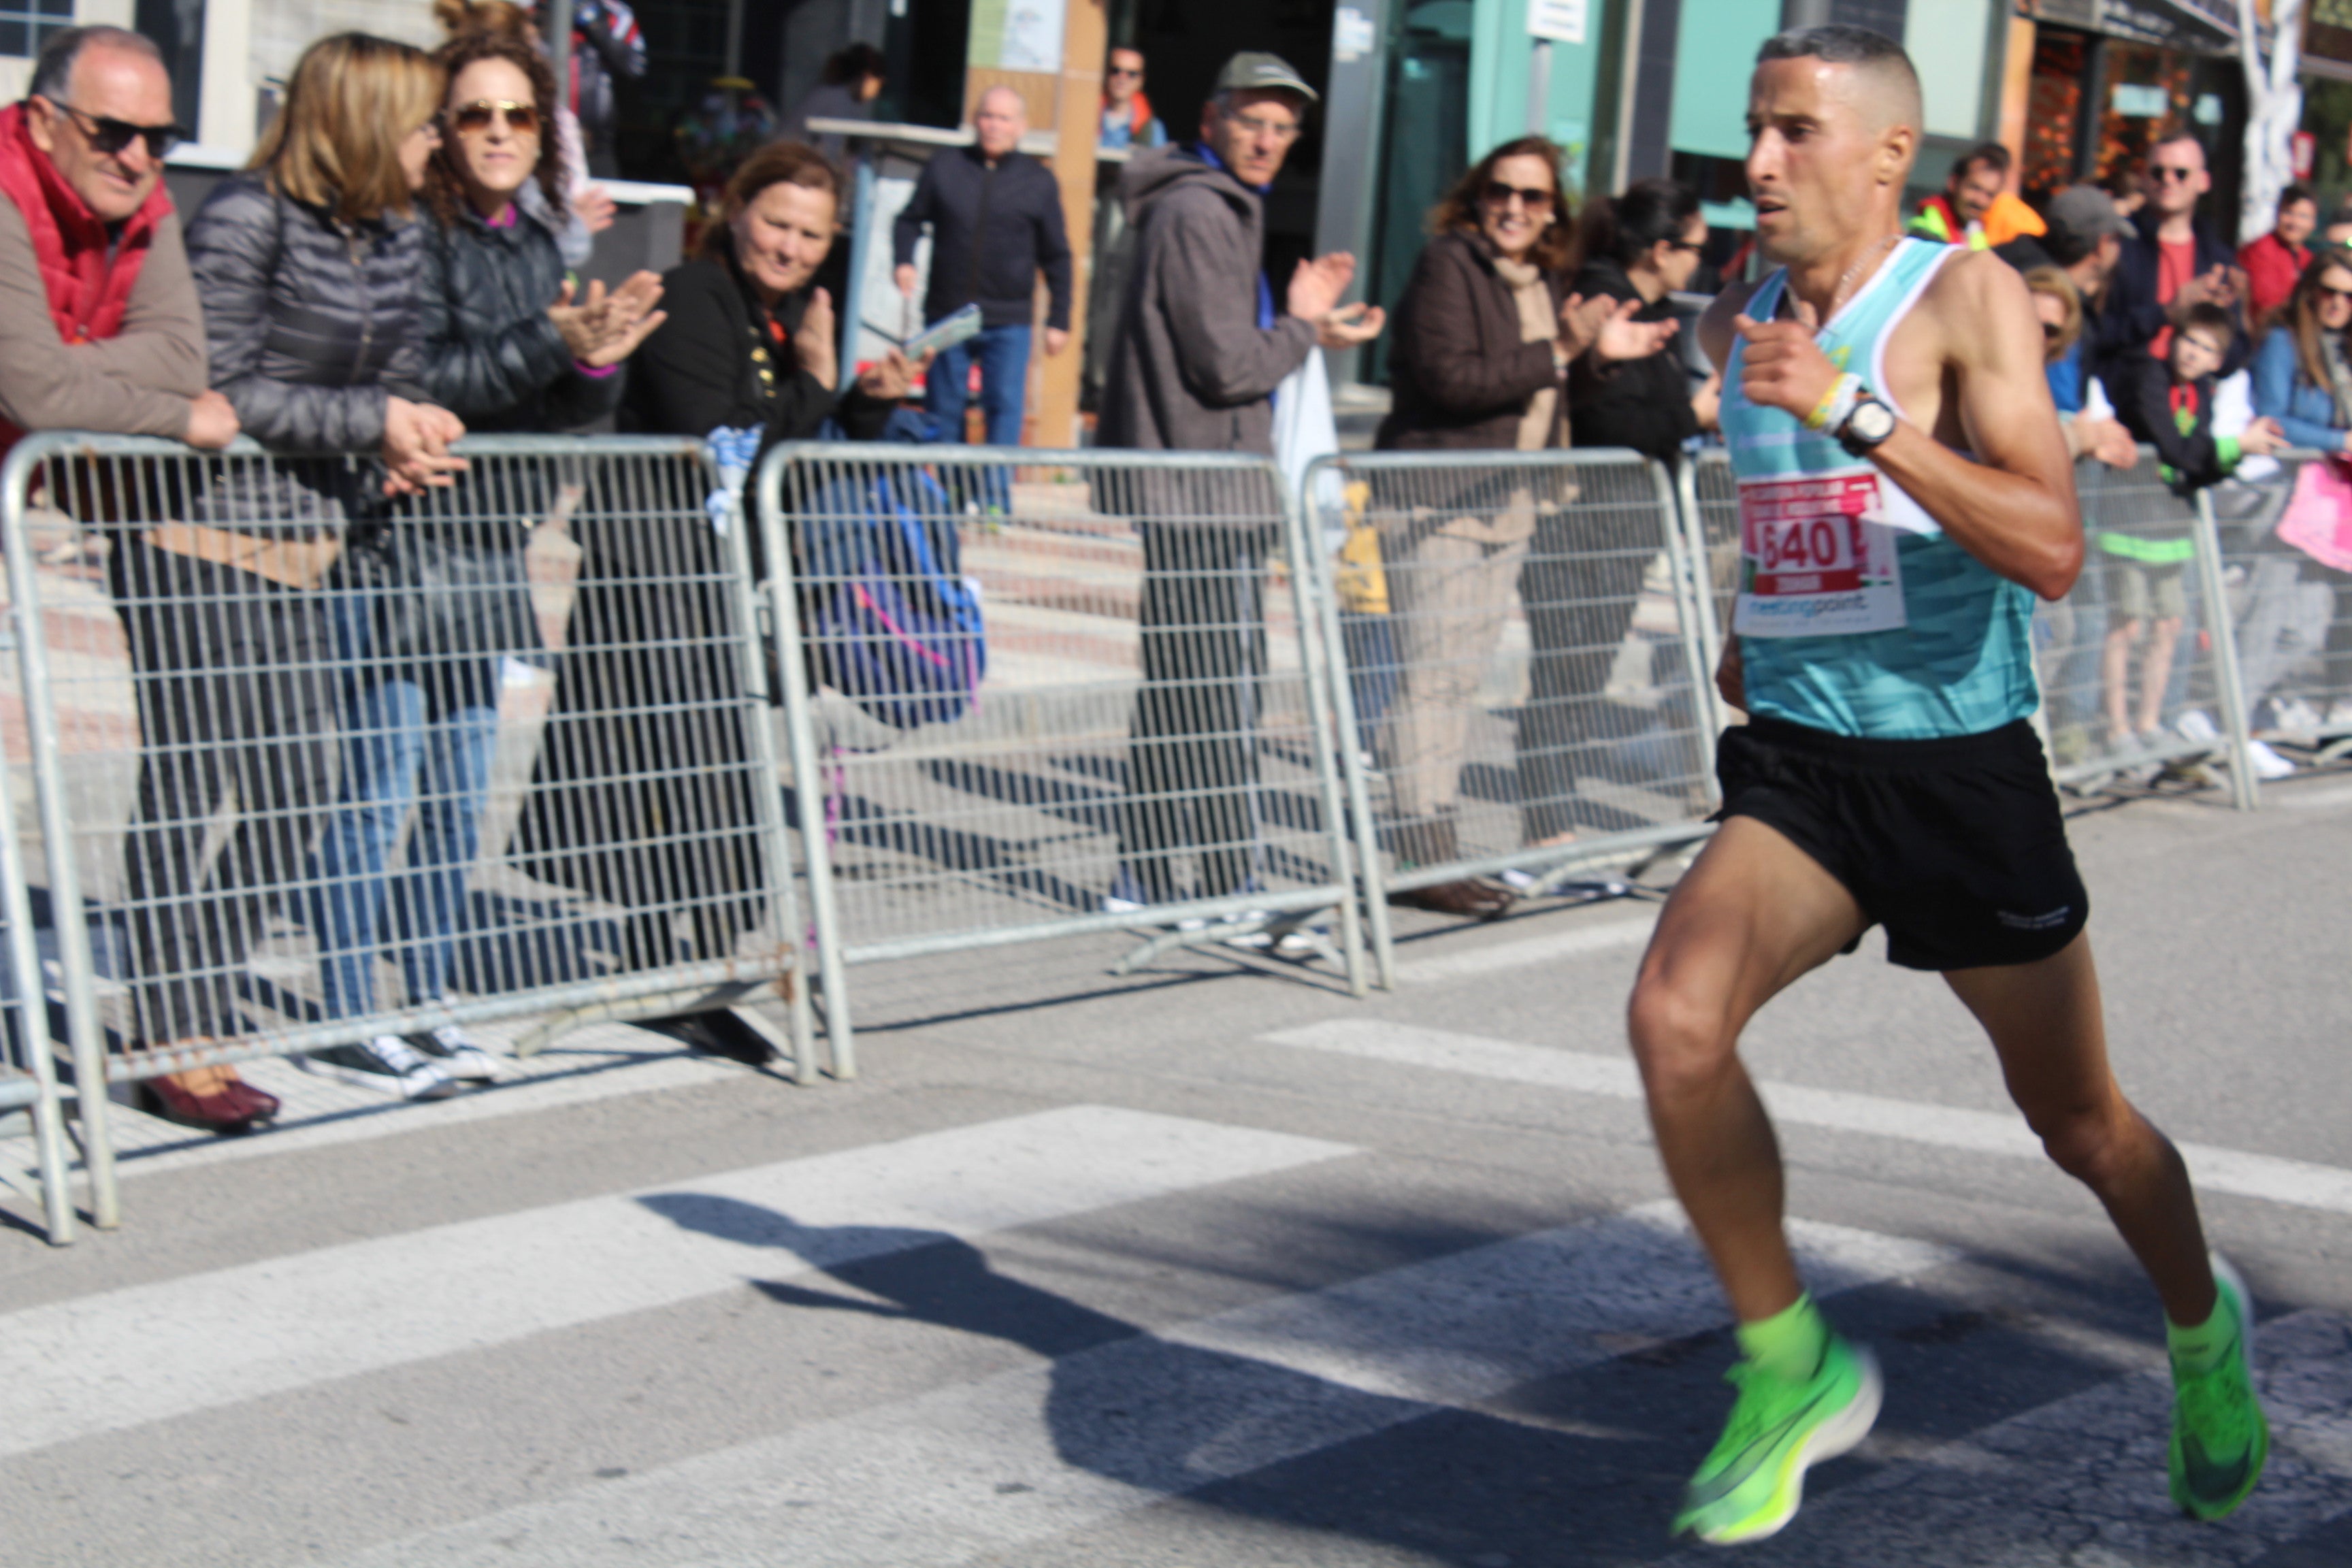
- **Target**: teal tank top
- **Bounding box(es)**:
[1720,238,2039,740]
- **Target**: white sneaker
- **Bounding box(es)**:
[2270,696,2323,741]
[2245,739,2298,780]
[408,1022,502,1082]
[2175,708,2219,744]
[299,1035,461,1100]
[2324,700,2352,735]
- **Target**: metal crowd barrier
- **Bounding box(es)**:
[2210,449,2352,775]
[1302,448,1719,987]
[0,753,74,1242]
[2034,449,2257,807]
[757,442,1369,1072]
[1,432,818,1226]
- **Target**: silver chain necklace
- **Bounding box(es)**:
[1814,233,1901,329]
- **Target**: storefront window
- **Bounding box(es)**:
[2024,29,2089,201]
[2093,41,2198,189]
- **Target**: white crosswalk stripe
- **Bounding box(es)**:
[0,1106,1352,1458]
[1264,1018,2352,1217]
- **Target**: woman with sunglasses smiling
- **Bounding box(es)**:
[2248,253,2352,738]
[293,30,672,1093]
[1369,137,1675,918]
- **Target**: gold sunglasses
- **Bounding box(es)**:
[446,99,540,135]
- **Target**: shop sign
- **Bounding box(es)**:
[2312,0,2352,66]
[1528,0,1587,44]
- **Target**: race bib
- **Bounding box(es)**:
[1732,470,1907,638]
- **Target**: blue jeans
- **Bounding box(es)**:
[924,323,1031,509]
[312,592,500,1019]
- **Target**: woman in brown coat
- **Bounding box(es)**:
[1371,137,1671,915]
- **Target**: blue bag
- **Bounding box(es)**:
[802,469,986,728]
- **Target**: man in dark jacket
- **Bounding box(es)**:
[892,86,1071,486]
[2096,132,2248,395]
[1093,51,1383,912]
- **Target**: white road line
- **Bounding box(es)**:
[1264,1019,2352,1217]
[1392,916,1657,984]
[1660,1307,2352,1567]
[0,1106,1353,1459]
[327,1206,1954,1567]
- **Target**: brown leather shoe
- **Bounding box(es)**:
[139,1067,276,1135]
[1389,878,1514,919]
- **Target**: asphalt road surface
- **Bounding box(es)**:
[5,772,2351,1567]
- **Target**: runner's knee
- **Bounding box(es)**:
[1627,972,1739,1096]
[2023,1096,2138,1187]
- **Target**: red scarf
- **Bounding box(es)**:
[0,101,170,346]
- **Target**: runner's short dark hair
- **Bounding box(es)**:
[1755,24,1921,127]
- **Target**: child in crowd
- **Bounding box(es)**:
[2104,301,2287,755]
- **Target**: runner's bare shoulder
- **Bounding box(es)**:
[1699,279,1763,376]
[1918,246,2040,365]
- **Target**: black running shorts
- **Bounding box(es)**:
[1712,717,2090,971]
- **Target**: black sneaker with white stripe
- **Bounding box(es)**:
[299,1035,461,1100]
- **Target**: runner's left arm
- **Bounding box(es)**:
[1735,251,2082,600]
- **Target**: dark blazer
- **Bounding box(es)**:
[2096,211,2248,395]
[891,144,1074,331]
[1565,256,1697,466]
[1376,229,1567,452]
[420,202,622,432]
[185,174,428,452]
[623,236,890,442]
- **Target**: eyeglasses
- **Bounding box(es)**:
[1481,179,1554,210]
[1224,112,1301,143]
[37,99,183,160]
[1667,238,1706,253]
[2041,321,2065,340]
[2319,284,2352,303]
[447,99,540,136]
[2150,165,2200,183]
[1107,66,1141,79]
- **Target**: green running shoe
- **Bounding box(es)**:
[2170,1253,2268,1521]
[1673,1333,1882,1546]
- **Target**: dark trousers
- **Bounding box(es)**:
[110,536,339,1043]
[1118,524,1270,902]
[1515,508,1659,843]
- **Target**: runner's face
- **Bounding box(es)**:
[1746,58,1897,267]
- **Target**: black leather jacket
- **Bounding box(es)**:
[184,173,427,453]
[420,202,621,432]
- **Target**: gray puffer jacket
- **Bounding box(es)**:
[1095,146,1316,456]
[420,201,620,432]
[185,173,428,453]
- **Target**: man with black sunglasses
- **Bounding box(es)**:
[0,24,231,457]
[2097,131,2248,393]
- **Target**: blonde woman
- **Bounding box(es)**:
[146,34,470,1112]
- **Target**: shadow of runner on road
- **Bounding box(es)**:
[631,1193,2196,1566]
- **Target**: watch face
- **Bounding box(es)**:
[1848,399,1896,442]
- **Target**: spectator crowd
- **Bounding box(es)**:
[6,16,2347,1136]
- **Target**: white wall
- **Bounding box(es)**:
[1905,0,1992,142]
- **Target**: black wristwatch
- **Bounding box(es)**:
[1835,393,1897,457]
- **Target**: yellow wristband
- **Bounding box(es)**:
[1804,373,1861,433]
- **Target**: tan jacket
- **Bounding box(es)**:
[0,193,204,440]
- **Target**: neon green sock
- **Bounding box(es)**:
[2167,1288,2234,1375]
[1736,1293,1830,1384]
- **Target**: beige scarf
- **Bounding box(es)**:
[1494,255,1561,451]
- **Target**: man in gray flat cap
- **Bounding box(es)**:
[1098,51,1382,914]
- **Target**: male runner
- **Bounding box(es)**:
[1631,25,2266,1545]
